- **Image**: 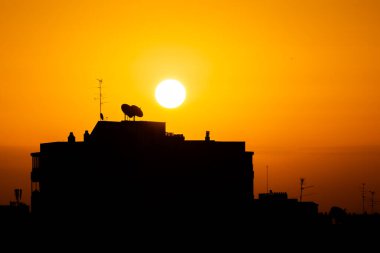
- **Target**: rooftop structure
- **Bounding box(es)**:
[31,120,254,219]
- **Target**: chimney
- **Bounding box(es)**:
[84,130,90,142]
[68,132,76,143]
[205,131,210,142]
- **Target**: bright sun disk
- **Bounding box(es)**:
[155,79,186,108]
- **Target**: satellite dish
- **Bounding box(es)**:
[131,105,143,117]
[121,104,143,120]
[121,104,133,118]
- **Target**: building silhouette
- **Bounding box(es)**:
[31,120,254,221]
[253,190,319,224]
[0,189,30,228]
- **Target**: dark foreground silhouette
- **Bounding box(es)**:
[29,120,254,226]
[6,119,377,235]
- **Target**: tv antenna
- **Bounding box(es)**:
[300,178,313,202]
[97,79,104,121]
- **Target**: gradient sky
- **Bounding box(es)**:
[0,0,379,213]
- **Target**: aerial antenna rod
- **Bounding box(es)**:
[97,79,104,120]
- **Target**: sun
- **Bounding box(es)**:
[155,79,186,108]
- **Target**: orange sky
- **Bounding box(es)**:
[0,0,379,213]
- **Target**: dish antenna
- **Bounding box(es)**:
[121,104,143,121]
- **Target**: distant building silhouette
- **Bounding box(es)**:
[31,120,254,220]
[0,189,29,227]
[254,190,319,224]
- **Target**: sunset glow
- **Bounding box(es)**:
[0,0,379,214]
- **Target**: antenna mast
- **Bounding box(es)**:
[97,79,103,120]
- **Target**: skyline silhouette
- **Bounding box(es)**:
[1,125,379,215]
[1,116,380,227]
[1,116,378,214]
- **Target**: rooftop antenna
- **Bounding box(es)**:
[300,178,313,202]
[97,79,104,121]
